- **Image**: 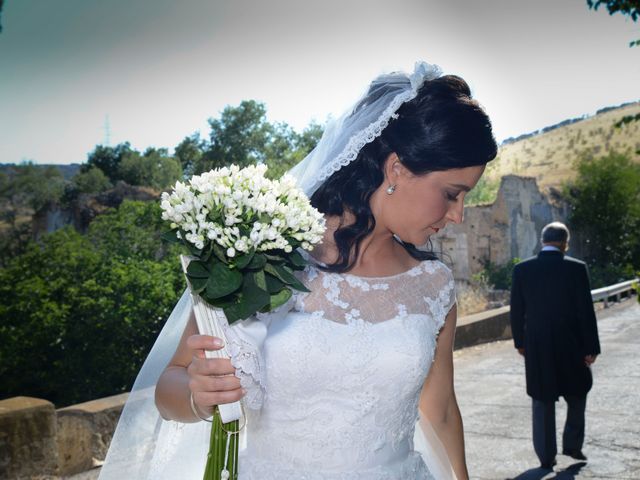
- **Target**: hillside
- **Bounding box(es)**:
[0,163,81,180]
[485,101,640,194]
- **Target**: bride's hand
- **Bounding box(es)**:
[186,334,246,411]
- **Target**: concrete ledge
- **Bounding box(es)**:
[0,396,59,479]
[455,305,512,350]
[56,393,128,477]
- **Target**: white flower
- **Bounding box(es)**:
[160,163,326,254]
[227,247,236,257]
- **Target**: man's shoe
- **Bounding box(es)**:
[563,449,587,460]
[540,459,557,469]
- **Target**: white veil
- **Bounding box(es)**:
[99,61,456,480]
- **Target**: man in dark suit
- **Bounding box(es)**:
[510,222,601,470]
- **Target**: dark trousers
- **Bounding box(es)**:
[532,395,586,464]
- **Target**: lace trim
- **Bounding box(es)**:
[316,90,416,186]
[222,324,265,410]
[315,63,441,188]
[423,276,455,335]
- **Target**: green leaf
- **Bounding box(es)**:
[186,260,210,278]
[190,276,207,293]
[212,243,228,264]
[288,249,306,268]
[264,272,284,293]
[205,263,243,299]
[160,228,180,244]
[253,269,267,291]
[264,253,285,264]
[248,253,267,269]
[200,243,214,263]
[265,263,310,292]
[259,213,271,223]
[186,241,203,257]
[234,249,255,270]
[269,288,292,310]
[223,274,270,323]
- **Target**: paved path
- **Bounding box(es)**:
[456,299,640,480]
[69,300,639,479]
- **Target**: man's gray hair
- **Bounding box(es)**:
[541,222,570,244]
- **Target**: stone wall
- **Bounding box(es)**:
[0,397,59,479]
[429,175,572,281]
[0,393,128,479]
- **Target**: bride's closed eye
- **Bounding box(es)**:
[445,191,460,202]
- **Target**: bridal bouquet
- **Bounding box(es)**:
[160,163,325,480]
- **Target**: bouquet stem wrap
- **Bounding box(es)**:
[181,255,243,480]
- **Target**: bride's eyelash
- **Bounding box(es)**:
[446,192,459,201]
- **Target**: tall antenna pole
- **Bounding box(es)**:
[103,115,111,146]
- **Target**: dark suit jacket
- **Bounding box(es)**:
[510,250,601,401]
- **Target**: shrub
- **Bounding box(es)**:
[473,257,521,290]
[0,201,184,407]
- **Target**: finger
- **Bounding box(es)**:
[193,388,246,407]
[203,374,242,392]
[188,374,241,397]
[190,357,237,376]
[186,334,225,353]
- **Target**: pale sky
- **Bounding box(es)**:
[0,0,638,165]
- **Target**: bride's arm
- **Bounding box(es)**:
[155,309,244,423]
[419,304,468,480]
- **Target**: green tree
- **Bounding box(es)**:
[0,201,184,406]
[194,100,324,178]
[587,1,640,125]
[588,0,640,46]
[118,148,182,190]
[0,162,66,265]
[264,121,324,179]
[0,161,66,213]
[174,133,204,177]
[565,152,640,285]
[587,0,640,22]
[198,100,273,172]
[72,165,112,194]
[83,143,133,183]
[465,175,500,206]
[88,200,174,260]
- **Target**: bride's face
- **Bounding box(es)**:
[374,155,486,246]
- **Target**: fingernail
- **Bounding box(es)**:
[213,338,224,347]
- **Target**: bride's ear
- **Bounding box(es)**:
[383,152,408,184]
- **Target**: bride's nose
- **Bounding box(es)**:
[445,198,464,225]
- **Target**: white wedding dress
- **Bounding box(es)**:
[101,253,457,480]
[232,253,457,479]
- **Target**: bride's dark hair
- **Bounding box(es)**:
[310,75,498,273]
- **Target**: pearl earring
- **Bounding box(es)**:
[386,184,396,195]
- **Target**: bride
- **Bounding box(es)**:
[98,61,497,480]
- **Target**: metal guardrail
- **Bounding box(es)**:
[591,278,639,308]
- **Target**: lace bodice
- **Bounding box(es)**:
[225,253,456,479]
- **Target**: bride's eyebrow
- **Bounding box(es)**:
[448,183,471,192]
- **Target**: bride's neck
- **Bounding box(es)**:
[312,212,401,271]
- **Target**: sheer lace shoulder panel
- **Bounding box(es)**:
[294,250,456,327]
